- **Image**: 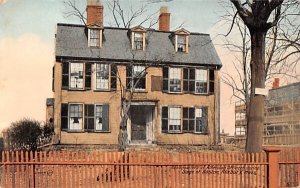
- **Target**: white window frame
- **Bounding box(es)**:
[95,63,110,90]
[69,63,84,89]
[175,35,189,53]
[169,67,182,93]
[235,126,246,136]
[132,65,146,91]
[68,103,83,131]
[95,104,104,131]
[134,32,143,50]
[168,106,182,132]
[88,28,102,47]
[132,32,145,51]
[195,69,208,94]
[194,107,207,133]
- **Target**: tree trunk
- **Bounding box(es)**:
[118,100,130,151]
[245,30,266,152]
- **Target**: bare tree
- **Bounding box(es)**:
[64,0,165,150]
[220,1,299,141]
[116,54,161,151]
[64,0,159,28]
[107,0,159,28]
[226,0,300,152]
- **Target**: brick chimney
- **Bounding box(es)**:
[272,78,280,89]
[159,6,170,31]
[86,0,103,26]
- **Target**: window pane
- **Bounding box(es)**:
[95,105,103,131]
[169,107,181,131]
[195,69,208,94]
[69,104,83,130]
[70,63,84,89]
[134,32,143,50]
[177,35,186,52]
[196,69,207,81]
[195,107,207,133]
[132,65,146,90]
[169,68,181,92]
[89,29,100,47]
[96,64,109,90]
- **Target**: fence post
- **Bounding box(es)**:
[264,146,280,188]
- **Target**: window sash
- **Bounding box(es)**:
[169,67,182,93]
[95,105,103,131]
[96,64,109,90]
[134,32,143,50]
[69,104,83,131]
[89,29,100,47]
[195,107,207,133]
[168,107,181,132]
[235,127,246,136]
[127,65,146,90]
[183,107,195,132]
[177,35,186,52]
[70,63,84,89]
[195,69,208,94]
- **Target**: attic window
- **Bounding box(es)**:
[176,35,189,52]
[88,28,102,47]
[131,31,146,51]
[174,28,190,53]
[134,32,143,50]
[177,35,186,52]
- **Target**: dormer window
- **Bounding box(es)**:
[177,35,186,52]
[88,28,102,47]
[130,26,146,51]
[174,28,190,53]
[134,32,143,50]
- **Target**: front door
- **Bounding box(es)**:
[130,106,147,141]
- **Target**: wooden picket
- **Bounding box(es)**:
[1,148,300,188]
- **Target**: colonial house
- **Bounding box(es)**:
[51,0,222,148]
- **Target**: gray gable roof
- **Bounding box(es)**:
[55,24,222,68]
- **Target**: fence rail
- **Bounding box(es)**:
[1,147,300,188]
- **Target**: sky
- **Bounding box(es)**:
[0,0,256,135]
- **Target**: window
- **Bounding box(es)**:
[133,32,143,50]
[183,68,195,93]
[110,64,117,91]
[62,62,109,90]
[70,63,84,89]
[61,103,109,132]
[183,107,195,132]
[195,107,207,133]
[235,126,246,136]
[69,104,83,131]
[182,67,214,94]
[195,69,208,94]
[169,107,181,132]
[169,67,181,92]
[84,104,94,131]
[88,29,101,47]
[162,106,208,134]
[177,35,186,52]
[126,65,146,90]
[94,105,109,131]
[96,64,109,90]
[95,105,103,131]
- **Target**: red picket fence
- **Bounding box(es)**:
[1,147,299,188]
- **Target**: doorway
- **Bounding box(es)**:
[129,105,154,143]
